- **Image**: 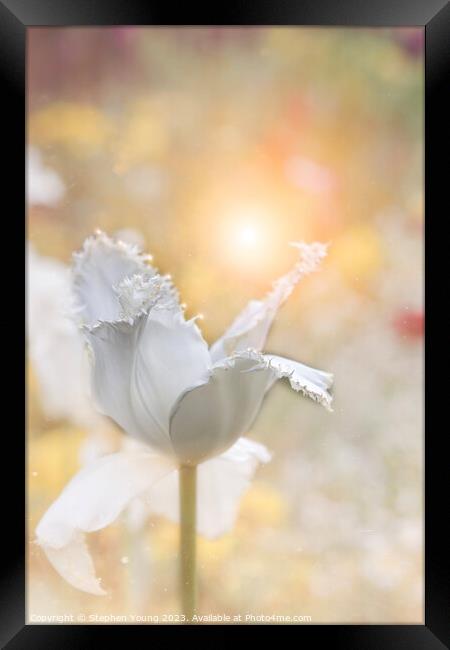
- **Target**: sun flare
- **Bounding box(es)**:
[218,206,275,272]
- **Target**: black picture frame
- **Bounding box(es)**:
[3,0,448,646]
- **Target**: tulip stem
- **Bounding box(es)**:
[179,464,197,622]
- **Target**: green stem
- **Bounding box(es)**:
[179,464,197,622]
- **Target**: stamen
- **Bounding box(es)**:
[115,272,179,322]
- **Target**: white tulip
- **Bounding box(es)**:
[27,245,100,428]
[27,245,122,470]
[27,147,65,207]
[36,231,333,597]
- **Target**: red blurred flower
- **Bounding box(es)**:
[392,309,424,340]
[394,29,424,59]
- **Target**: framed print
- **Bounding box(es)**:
[1,0,448,646]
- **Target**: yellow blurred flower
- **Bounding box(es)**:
[29,102,114,155]
[150,520,178,560]
[331,225,383,285]
[151,520,235,569]
[27,360,43,434]
[198,535,235,569]
[28,427,86,517]
[113,98,169,172]
[239,482,289,529]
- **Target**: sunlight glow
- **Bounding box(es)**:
[218,205,275,272]
[234,222,262,248]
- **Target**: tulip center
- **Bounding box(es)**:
[115,272,177,321]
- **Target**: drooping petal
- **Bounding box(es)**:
[72,231,154,327]
[210,242,328,362]
[146,437,271,539]
[42,532,105,596]
[86,309,211,455]
[197,437,271,538]
[169,355,274,464]
[256,353,334,410]
[35,450,174,595]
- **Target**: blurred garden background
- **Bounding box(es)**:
[27,27,424,623]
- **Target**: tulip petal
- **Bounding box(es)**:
[210,242,327,362]
[42,532,106,596]
[36,451,173,595]
[133,312,211,435]
[170,348,332,464]
[147,437,271,539]
[86,312,211,454]
[73,231,153,327]
[258,353,333,410]
[169,355,274,464]
[197,437,271,538]
[85,318,171,452]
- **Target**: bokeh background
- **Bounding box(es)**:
[27,27,424,624]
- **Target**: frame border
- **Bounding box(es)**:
[3,0,448,646]
[0,0,448,26]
